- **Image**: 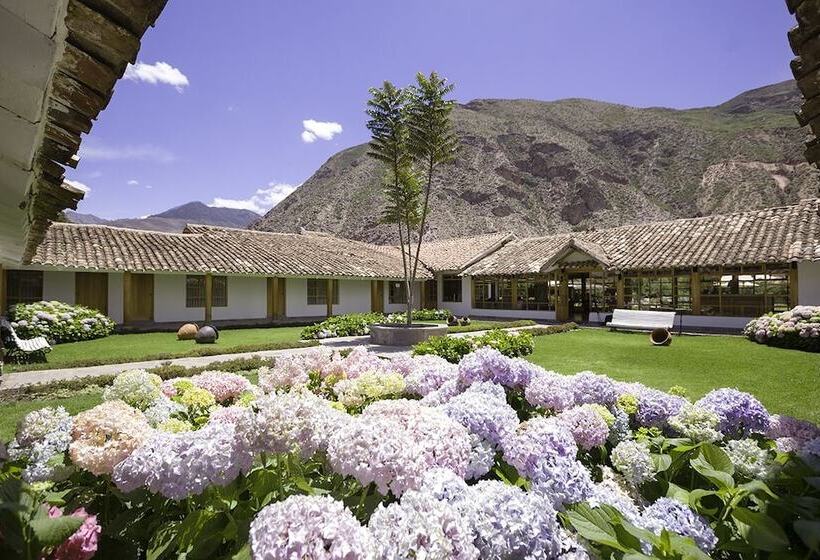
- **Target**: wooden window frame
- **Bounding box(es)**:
[186,275,206,308]
[388,281,408,305]
[307,279,339,306]
[441,275,462,303]
[212,276,228,307]
[6,270,44,308]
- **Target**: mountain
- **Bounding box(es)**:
[66,201,259,232]
[252,80,819,243]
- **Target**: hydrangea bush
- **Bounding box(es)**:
[744,305,820,352]
[10,301,115,343]
[2,347,819,559]
[301,309,454,340]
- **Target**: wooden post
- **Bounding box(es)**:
[558,272,569,322]
[266,277,274,320]
[691,271,701,315]
[616,274,624,308]
[123,271,132,324]
[510,278,519,310]
[326,278,333,317]
[789,264,799,308]
[0,263,6,316]
[204,273,213,323]
[419,281,426,311]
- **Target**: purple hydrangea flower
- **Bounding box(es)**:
[530,454,595,508]
[640,497,718,553]
[113,410,256,499]
[394,354,459,397]
[557,405,610,450]
[766,415,820,453]
[570,372,617,406]
[695,388,770,437]
[525,372,575,412]
[502,416,578,480]
[250,495,374,559]
[440,388,518,448]
[469,480,562,558]
[458,347,523,388]
[635,388,687,428]
[368,489,478,559]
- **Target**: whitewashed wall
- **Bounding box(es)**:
[43,270,74,303]
[334,280,371,315]
[153,274,204,323]
[436,274,471,317]
[798,260,820,305]
[108,272,123,323]
[212,276,267,320]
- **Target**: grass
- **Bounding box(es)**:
[446,319,536,333]
[6,326,311,373]
[0,391,103,441]
[526,328,820,423]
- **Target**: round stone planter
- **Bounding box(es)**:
[650,328,672,346]
[369,323,448,346]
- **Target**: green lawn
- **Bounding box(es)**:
[6,326,308,373]
[1,391,103,441]
[527,328,820,423]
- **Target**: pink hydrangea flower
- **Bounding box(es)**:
[47,506,101,560]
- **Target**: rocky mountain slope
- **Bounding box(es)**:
[67,201,259,233]
[253,80,818,243]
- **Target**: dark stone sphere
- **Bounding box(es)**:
[195,325,218,344]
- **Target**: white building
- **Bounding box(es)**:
[1,199,819,331]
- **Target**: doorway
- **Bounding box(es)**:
[125,273,154,323]
[567,273,589,323]
[75,272,108,314]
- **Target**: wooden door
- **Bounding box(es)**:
[371,280,384,313]
[267,277,287,319]
[556,273,569,322]
[75,272,108,314]
[124,273,154,322]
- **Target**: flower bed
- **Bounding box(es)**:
[9,301,115,343]
[2,346,819,559]
[301,309,454,340]
[744,305,820,352]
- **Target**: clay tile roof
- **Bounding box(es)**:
[412,232,515,272]
[463,199,820,275]
[32,223,427,279]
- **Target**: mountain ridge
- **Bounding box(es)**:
[67,201,259,233]
[252,79,818,243]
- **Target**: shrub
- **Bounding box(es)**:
[9,301,115,343]
[412,329,534,363]
[412,335,476,363]
[300,312,385,339]
[528,322,578,337]
[744,306,820,352]
[385,308,452,322]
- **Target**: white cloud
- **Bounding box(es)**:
[127,179,139,186]
[79,144,175,163]
[64,179,91,194]
[145,185,153,190]
[209,182,298,214]
[124,61,189,92]
[301,119,342,143]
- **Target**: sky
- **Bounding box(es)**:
[66,0,797,219]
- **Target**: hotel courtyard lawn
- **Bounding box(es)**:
[527,328,820,424]
[4,326,309,373]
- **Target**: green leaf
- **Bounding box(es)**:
[666,482,691,504]
[146,522,179,560]
[731,507,789,552]
[667,533,713,560]
[700,443,735,475]
[564,504,626,552]
[794,520,820,552]
[30,515,84,548]
[232,543,252,560]
[651,453,672,473]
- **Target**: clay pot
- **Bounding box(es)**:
[650,328,672,346]
[177,323,198,340]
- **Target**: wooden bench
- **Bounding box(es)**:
[0,317,51,368]
[606,309,675,331]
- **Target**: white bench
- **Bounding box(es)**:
[606,309,675,331]
[1,319,51,366]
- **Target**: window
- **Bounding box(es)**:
[7,270,43,307]
[212,276,228,307]
[307,279,339,305]
[441,275,462,303]
[186,275,228,308]
[473,278,513,309]
[624,274,690,311]
[701,267,790,316]
[518,276,553,310]
[388,281,408,304]
[588,274,617,313]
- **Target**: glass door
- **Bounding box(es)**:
[567,273,589,323]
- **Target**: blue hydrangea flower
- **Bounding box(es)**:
[640,497,718,553]
[570,372,617,406]
[695,388,770,438]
